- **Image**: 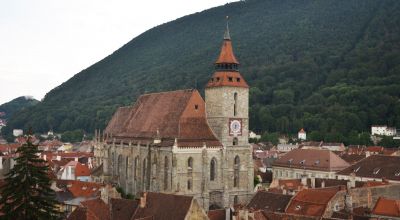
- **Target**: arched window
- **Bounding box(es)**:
[164,156,169,190]
[111,152,114,175]
[188,157,193,171]
[210,158,217,181]
[142,158,147,190]
[234,156,240,187]
[125,157,129,177]
[187,179,192,191]
[134,157,138,180]
[233,92,238,116]
[233,137,238,146]
[118,155,123,177]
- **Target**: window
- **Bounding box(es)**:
[233,92,238,116]
[237,78,240,82]
[373,168,380,175]
[125,157,129,177]
[233,137,238,146]
[210,158,217,181]
[228,77,233,82]
[194,105,198,110]
[211,78,214,82]
[142,158,147,190]
[187,179,192,190]
[216,77,220,81]
[118,155,123,176]
[234,195,239,205]
[164,156,169,190]
[234,156,240,187]
[354,166,361,173]
[188,157,193,171]
[300,159,306,165]
[295,205,301,211]
[134,157,138,180]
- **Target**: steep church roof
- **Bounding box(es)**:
[104,89,221,148]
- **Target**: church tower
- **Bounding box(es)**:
[205,21,249,147]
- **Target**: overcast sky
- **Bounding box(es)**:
[0,0,231,105]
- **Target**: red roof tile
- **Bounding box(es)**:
[81,198,110,220]
[57,180,103,198]
[105,90,221,148]
[215,39,239,64]
[372,197,400,217]
[286,187,341,217]
[208,209,226,220]
[206,71,249,88]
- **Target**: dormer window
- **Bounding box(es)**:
[354,166,361,173]
[288,159,293,164]
[237,78,241,82]
[211,78,214,82]
[216,77,220,82]
[395,171,400,176]
[314,160,320,165]
[295,205,301,211]
[373,168,380,175]
[194,104,198,110]
[228,77,233,82]
[300,160,306,165]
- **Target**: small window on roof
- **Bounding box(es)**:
[288,159,293,164]
[237,78,241,82]
[314,160,320,165]
[300,160,306,165]
[216,77,220,81]
[295,205,301,210]
[354,166,361,173]
[395,171,400,176]
[373,168,380,175]
[194,104,198,110]
[211,78,214,82]
[228,77,233,82]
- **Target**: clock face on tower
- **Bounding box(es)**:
[229,119,242,136]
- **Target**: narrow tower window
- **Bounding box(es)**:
[164,156,169,190]
[188,157,193,171]
[234,156,240,187]
[234,92,238,116]
[210,158,217,181]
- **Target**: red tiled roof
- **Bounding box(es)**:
[246,191,292,213]
[0,143,21,153]
[215,39,239,64]
[273,149,350,172]
[336,155,400,181]
[286,187,341,217]
[206,71,249,88]
[372,197,400,217]
[57,180,103,198]
[208,209,226,220]
[132,192,194,220]
[110,198,138,220]
[105,89,221,148]
[366,146,384,152]
[81,198,110,220]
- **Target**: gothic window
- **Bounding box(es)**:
[164,156,169,190]
[234,156,240,187]
[134,157,138,180]
[210,158,217,181]
[142,158,147,190]
[233,137,238,146]
[188,157,193,171]
[118,155,123,177]
[233,92,238,116]
[187,179,192,191]
[111,152,114,175]
[125,157,129,177]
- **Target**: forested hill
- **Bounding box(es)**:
[0,97,39,120]
[3,0,400,144]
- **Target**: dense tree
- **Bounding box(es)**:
[0,133,60,219]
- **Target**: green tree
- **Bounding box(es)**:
[0,134,60,220]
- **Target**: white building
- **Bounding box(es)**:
[277,143,299,152]
[13,129,23,137]
[249,131,261,140]
[298,128,306,140]
[371,125,397,136]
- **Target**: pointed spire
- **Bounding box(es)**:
[224,16,231,40]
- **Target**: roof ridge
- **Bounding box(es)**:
[140,89,195,97]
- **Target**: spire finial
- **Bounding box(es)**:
[224,16,231,40]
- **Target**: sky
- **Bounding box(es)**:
[0,0,231,105]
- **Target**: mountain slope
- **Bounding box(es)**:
[0,96,39,120]
[3,0,400,143]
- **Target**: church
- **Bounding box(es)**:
[93,24,254,210]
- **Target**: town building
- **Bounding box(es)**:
[93,25,254,210]
[272,149,350,180]
[277,143,299,152]
[336,155,400,183]
[371,125,397,136]
[298,128,306,141]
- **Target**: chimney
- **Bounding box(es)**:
[366,151,370,158]
[301,174,307,186]
[225,208,230,220]
[43,154,47,161]
[56,155,61,161]
[348,172,356,189]
[345,193,353,212]
[140,192,147,208]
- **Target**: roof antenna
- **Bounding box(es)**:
[224,16,231,40]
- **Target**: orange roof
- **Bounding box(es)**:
[215,39,239,64]
[372,197,400,217]
[206,71,249,88]
[75,163,91,177]
[63,180,103,198]
[299,128,305,133]
[286,187,341,217]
